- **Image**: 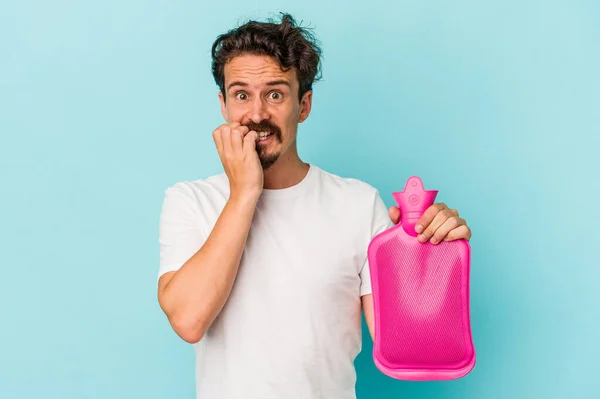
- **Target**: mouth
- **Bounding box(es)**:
[256,131,275,143]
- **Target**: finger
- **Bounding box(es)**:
[431,216,464,244]
[243,130,258,154]
[212,127,223,154]
[443,224,471,242]
[237,125,250,136]
[418,208,452,243]
[221,125,233,155]
[415,203,446,234]
[388,206,401,225]
[230,127,244,154]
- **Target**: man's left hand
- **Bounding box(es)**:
[388,203,471,244]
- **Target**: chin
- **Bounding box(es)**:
[259,154,280,170]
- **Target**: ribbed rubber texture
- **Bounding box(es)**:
[375,236,466,367]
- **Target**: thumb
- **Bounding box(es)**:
[388,206,401,224]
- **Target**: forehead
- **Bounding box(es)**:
[224,54,297,89]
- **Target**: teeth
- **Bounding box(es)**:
[258,131,270,137]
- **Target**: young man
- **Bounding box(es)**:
[157,13,472,399]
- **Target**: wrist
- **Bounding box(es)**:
[229,190,261,206]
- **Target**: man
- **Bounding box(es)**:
[157,13,472,399]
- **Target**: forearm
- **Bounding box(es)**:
[159,193,259,342]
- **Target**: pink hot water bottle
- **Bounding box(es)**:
[367,176,475,380]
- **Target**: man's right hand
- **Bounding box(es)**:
[212,122,263,201]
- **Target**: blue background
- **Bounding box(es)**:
[1,1,599,398]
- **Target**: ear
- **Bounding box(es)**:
[298,90,312,123]
[218,91,227,121]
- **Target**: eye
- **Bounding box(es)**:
[235,92,248,101]
[269,91,283,101]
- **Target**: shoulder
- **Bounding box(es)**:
[313,165,392,235]
[314,165,381,201]
[162,172,230,209]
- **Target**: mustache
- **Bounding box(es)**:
[244,121,280,135]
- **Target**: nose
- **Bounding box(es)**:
[247,96,270,124]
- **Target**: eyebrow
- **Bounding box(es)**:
[227,80,291,91]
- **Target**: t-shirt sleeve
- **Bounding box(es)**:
[158,186,207,282]
[359,190,395,296]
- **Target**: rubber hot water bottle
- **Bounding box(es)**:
[367,176,475,380]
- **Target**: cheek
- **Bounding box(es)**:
[226,105,244,122]
[281,108,298,129]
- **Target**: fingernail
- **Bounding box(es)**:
[415,224,423,233]
[430,237,438,244]
[418,234,426,242]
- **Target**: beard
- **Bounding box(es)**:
[257,151,280,169]
[244,120,283,170]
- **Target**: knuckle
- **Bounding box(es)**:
[456,226,468,238]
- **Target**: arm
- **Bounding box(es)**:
[158,193,259,344]
[362,294,375,340]
[359,190,393,343]
[157,122,262,344]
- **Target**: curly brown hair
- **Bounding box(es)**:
[211,13,323,103]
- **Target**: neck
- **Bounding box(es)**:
[262,144,309,190]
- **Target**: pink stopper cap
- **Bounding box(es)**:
[392,176,438,236]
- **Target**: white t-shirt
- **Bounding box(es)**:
[158,164,393,399]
